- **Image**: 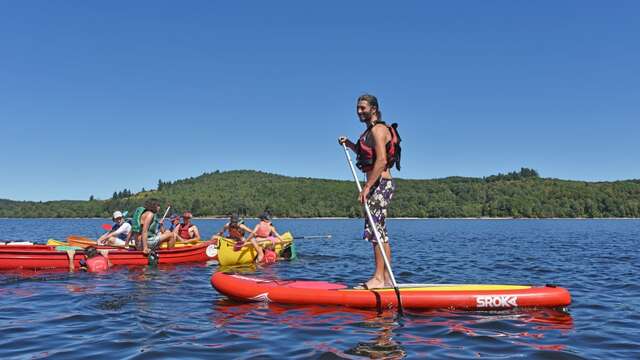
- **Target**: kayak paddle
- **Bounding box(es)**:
[341,142,404,316]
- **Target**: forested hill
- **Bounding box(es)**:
[1,169,640,218]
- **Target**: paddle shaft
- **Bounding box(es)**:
[293,235,332,239]
[158,206,171,231]
[341,143,403,302]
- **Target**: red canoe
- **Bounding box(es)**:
[0,241,218,270]
[211,272,571,311]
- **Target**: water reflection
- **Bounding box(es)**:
[345,315,406,359]
[211,300,573,359]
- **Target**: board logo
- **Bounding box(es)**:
[475,295,518,308]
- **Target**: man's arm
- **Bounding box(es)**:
[191,226,201,242]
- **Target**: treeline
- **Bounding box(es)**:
[1,169,640,218]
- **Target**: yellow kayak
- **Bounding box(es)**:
[216,232,296,266]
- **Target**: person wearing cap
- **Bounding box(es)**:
[97,210,132,246]
[175,211,201,242]
[160,214,180,234]
[244,212,284,263]
[214,214,253,242]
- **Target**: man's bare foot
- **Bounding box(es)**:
[365,278,385,289]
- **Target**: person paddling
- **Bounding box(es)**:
[338,94,401,290]
[131,199,177,255]
[175,211,201,242]
[245,212,284,263]
[97,211,131,246]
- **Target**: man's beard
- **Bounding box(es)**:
[359,111,372,122]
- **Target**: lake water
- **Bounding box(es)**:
[0,219,639,359]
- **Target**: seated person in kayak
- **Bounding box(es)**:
[244,212,285,263]
[131,199,176,255]
[97,210,131,246]
[160,214,180,234]
[175,211,201,242]
[215,213,253,242]
[79,246,111,273]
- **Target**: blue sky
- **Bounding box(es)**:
[1,1,638,201]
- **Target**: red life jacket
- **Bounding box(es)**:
[178,223,194,239]
[355,121,401,172]
[86,256,109,273]
[255,222,272,238]
[228,224,245,240]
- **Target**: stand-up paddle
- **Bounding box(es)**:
[341,142,404,316]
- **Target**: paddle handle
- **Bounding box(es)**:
[341,143,399,289]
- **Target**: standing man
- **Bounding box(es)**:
[338,94,401,290]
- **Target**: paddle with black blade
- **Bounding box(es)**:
[341,142,404,316]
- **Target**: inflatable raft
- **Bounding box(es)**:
[211,272,571,311]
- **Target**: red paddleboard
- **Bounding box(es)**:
[211,272,571,311]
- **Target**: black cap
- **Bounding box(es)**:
[259,212,271,221]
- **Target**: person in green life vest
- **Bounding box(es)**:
[131,199,176,255]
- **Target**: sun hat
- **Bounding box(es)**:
[112,211,124,219]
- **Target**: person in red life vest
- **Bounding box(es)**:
[338,94,402,290]
[79,246,111,273]
[244,211,285,263]
[215,214,253,242]
[175,211,201,242]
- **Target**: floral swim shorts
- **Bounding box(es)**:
[363,178,395,244]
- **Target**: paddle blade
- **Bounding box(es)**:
[101,224,112,231]
[67,235,96,248]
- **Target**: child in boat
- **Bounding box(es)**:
[215,214,253,243]
[244,212,285,263]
